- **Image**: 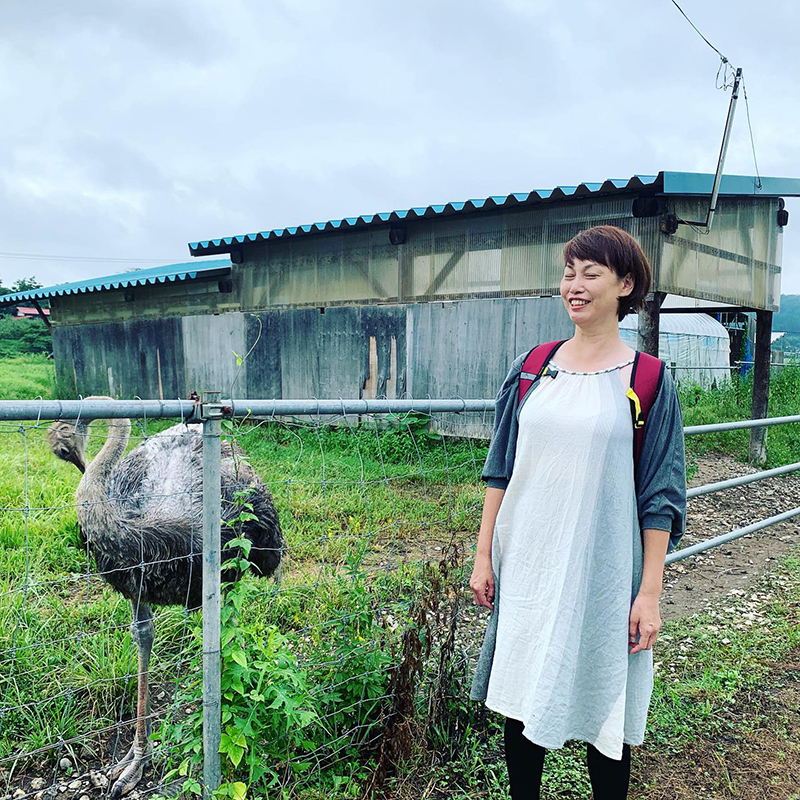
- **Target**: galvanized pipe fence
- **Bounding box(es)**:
[0,396,798,799]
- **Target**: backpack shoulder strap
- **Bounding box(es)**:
[518,340,568,408]
[627,351,666,470]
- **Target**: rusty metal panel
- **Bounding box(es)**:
[51,295,570,442]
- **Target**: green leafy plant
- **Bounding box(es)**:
[155,493,319,799]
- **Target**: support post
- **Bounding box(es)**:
[201,393,223,800]
[637,292,666,357]
[749,311,773,464]
[32,300,51,328]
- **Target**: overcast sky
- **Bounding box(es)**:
[2,0,799,295]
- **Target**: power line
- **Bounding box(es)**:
[741,77,763,190]
[670,0,728,63]
[0,251,182,264]
[669,1,763,190]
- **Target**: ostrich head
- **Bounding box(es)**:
[47,420,89,473]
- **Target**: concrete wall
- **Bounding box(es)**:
[52,296,571,435]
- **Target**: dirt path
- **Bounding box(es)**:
[635,646,800,800]
[662,453,800,622]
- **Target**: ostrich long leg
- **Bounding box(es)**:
[109,602,154,799]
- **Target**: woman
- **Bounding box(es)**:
[469,225,687,800]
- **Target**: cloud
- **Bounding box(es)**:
[0,0,798,293]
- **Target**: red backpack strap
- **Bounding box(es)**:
[628,351,666,470]
[518,340,568,408]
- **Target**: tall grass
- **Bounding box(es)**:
[678,366,800,468]
[0,355,56,401]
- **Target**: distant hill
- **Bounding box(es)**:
[775,295,800,353]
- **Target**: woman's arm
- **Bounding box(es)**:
[628,527,670,654]
[469,487,505,611]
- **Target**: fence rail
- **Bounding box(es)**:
[0,396,798,799]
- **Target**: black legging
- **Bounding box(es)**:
[504,717,631,799]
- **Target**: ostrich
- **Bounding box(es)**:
[47,403,282,798]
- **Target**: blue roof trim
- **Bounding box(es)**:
[188,171,800,256]
[662,171,800,197]
[0,258,231,304]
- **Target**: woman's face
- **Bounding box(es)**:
[560,258,633,326]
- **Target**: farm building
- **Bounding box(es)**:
[3,171,798,415]
[619,312,732,388]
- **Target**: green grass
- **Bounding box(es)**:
[678,367,800,469]
[0,410,488,770]
[1,360,799,797]
[0,355,56,400]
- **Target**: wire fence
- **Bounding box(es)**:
[0,396,799,800]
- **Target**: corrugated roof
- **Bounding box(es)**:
[0,259,231,304]
[188,170,800,257]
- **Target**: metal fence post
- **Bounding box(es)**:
[201,393,224,799]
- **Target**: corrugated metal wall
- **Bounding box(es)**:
[53,318,186,400]
[209,197,780,313]
[52,297,570,436]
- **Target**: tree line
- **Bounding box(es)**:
[0,276,52,357]
[0,276,44,297]
[773,294,800,354]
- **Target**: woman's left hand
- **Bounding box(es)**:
[628,592,662,654]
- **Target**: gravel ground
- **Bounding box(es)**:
[664,452,800,622]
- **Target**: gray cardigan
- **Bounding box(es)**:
[471,350,688,701]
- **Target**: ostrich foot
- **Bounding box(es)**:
[108,741,152,799]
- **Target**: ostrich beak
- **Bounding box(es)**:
[67,451,86,473]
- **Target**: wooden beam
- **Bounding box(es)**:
[32,300,51,328]
[637,292,666,357]
[749,310,772,465]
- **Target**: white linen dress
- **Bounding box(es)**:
[483,357,654,761]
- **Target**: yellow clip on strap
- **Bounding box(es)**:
[626,387,644,428]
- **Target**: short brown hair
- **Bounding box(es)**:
[562,225,651,321]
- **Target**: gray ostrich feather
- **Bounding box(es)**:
[48,415,283,607]
[47,402,283,796]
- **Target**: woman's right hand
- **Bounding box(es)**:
[470,553,495,611]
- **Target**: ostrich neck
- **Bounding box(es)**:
[77,418,132,512]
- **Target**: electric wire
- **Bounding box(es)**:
[0,251,181,264]
[669,0,764,208]
[742,77,763,190]
[670,0,729,62]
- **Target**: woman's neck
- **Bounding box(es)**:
[558,324,635,370]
